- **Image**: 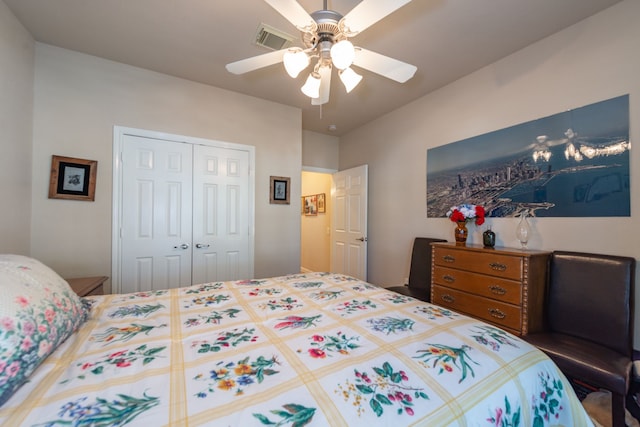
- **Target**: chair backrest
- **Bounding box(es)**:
[547,250,635,357]
[408,237,446,292]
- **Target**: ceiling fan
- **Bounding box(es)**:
[226,0,417,106]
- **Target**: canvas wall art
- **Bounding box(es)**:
[427,95,630,218]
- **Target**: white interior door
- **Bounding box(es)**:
[120,134,193,291]
[192,144,250,283]
[331,164,368,280]
[113,127,255,294]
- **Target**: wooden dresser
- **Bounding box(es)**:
[430,242,550,336]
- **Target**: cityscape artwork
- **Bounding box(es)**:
[427,95,630,218]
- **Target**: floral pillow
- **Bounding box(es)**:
[0,254,89,406]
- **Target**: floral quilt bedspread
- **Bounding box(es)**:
[0,272,593,426]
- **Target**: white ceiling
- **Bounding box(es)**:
[4,0,621,136]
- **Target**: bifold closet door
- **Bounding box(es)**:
[119,135,252,293]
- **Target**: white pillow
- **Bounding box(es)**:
[0,254,89,406]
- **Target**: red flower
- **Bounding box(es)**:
[109,350,127,359]
[274,321,293,329]
[308,348,326,359]
[449,210,466,223]
[475,205,486,225]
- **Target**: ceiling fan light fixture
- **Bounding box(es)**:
[339,67,363,93]
[283,48,309,78]
[226,0,418,107]
[330,40,355,70]
[301,72,321,98]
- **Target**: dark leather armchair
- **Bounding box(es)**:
[387,237,446,302]
[524,251,636,427]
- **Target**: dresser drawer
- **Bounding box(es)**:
[433,247,523,280]
[432,285,522,331]
[432,265,522,305]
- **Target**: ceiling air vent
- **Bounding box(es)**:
[255,23,295,51]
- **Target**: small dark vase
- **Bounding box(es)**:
[483,228,496,248]
[454,221,468,246]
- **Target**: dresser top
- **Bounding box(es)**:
[431,241,551,257]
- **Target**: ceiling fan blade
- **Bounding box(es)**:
[352,48,416,83]
[226,49,286,75]
[264,0,316,31]
[341,0,412,35]
[311,65,332,105]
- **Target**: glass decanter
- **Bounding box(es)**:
[515,210,531,249]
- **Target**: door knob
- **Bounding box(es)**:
[173,243,190,250]
[356,237,368,242]
[195,243,210,249]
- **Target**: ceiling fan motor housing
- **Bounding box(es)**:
[305,9,345,66]
[304,10,343,46]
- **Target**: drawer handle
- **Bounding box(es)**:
[443,275,455,283]
[489,262,507,271]
[488,308,506,319]
[489,285,507,295]
[441,294,455,303]
[442,255,456,263]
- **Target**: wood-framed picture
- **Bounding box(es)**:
[317,193,326,213]
[270,176,290,204]
[304,195,317,215]
[48,155,98,201]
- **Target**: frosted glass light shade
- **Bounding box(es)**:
[339,67,362,93]
[301,72,321,98]
[283,48,309,78]
[330,40,355,70]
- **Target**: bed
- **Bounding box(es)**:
[0,254,594,426]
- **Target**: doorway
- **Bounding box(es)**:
[301,170,333,273]
[301,165,368,280]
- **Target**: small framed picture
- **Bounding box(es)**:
[270,176,290,204]
[48,155,98,201]
[317,193,326,213]
[304,195,317,215]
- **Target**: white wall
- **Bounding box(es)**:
[302,130,339,171]
[340,0,640,339]
[30,43,302,283]
[0,2,34,254]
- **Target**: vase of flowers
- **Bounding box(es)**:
[446,204,485,246]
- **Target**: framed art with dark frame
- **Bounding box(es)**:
[48,155,98,201]
[270,176,290,204]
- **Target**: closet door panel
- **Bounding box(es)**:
[192,145,250,283]
[121,135,193,292]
